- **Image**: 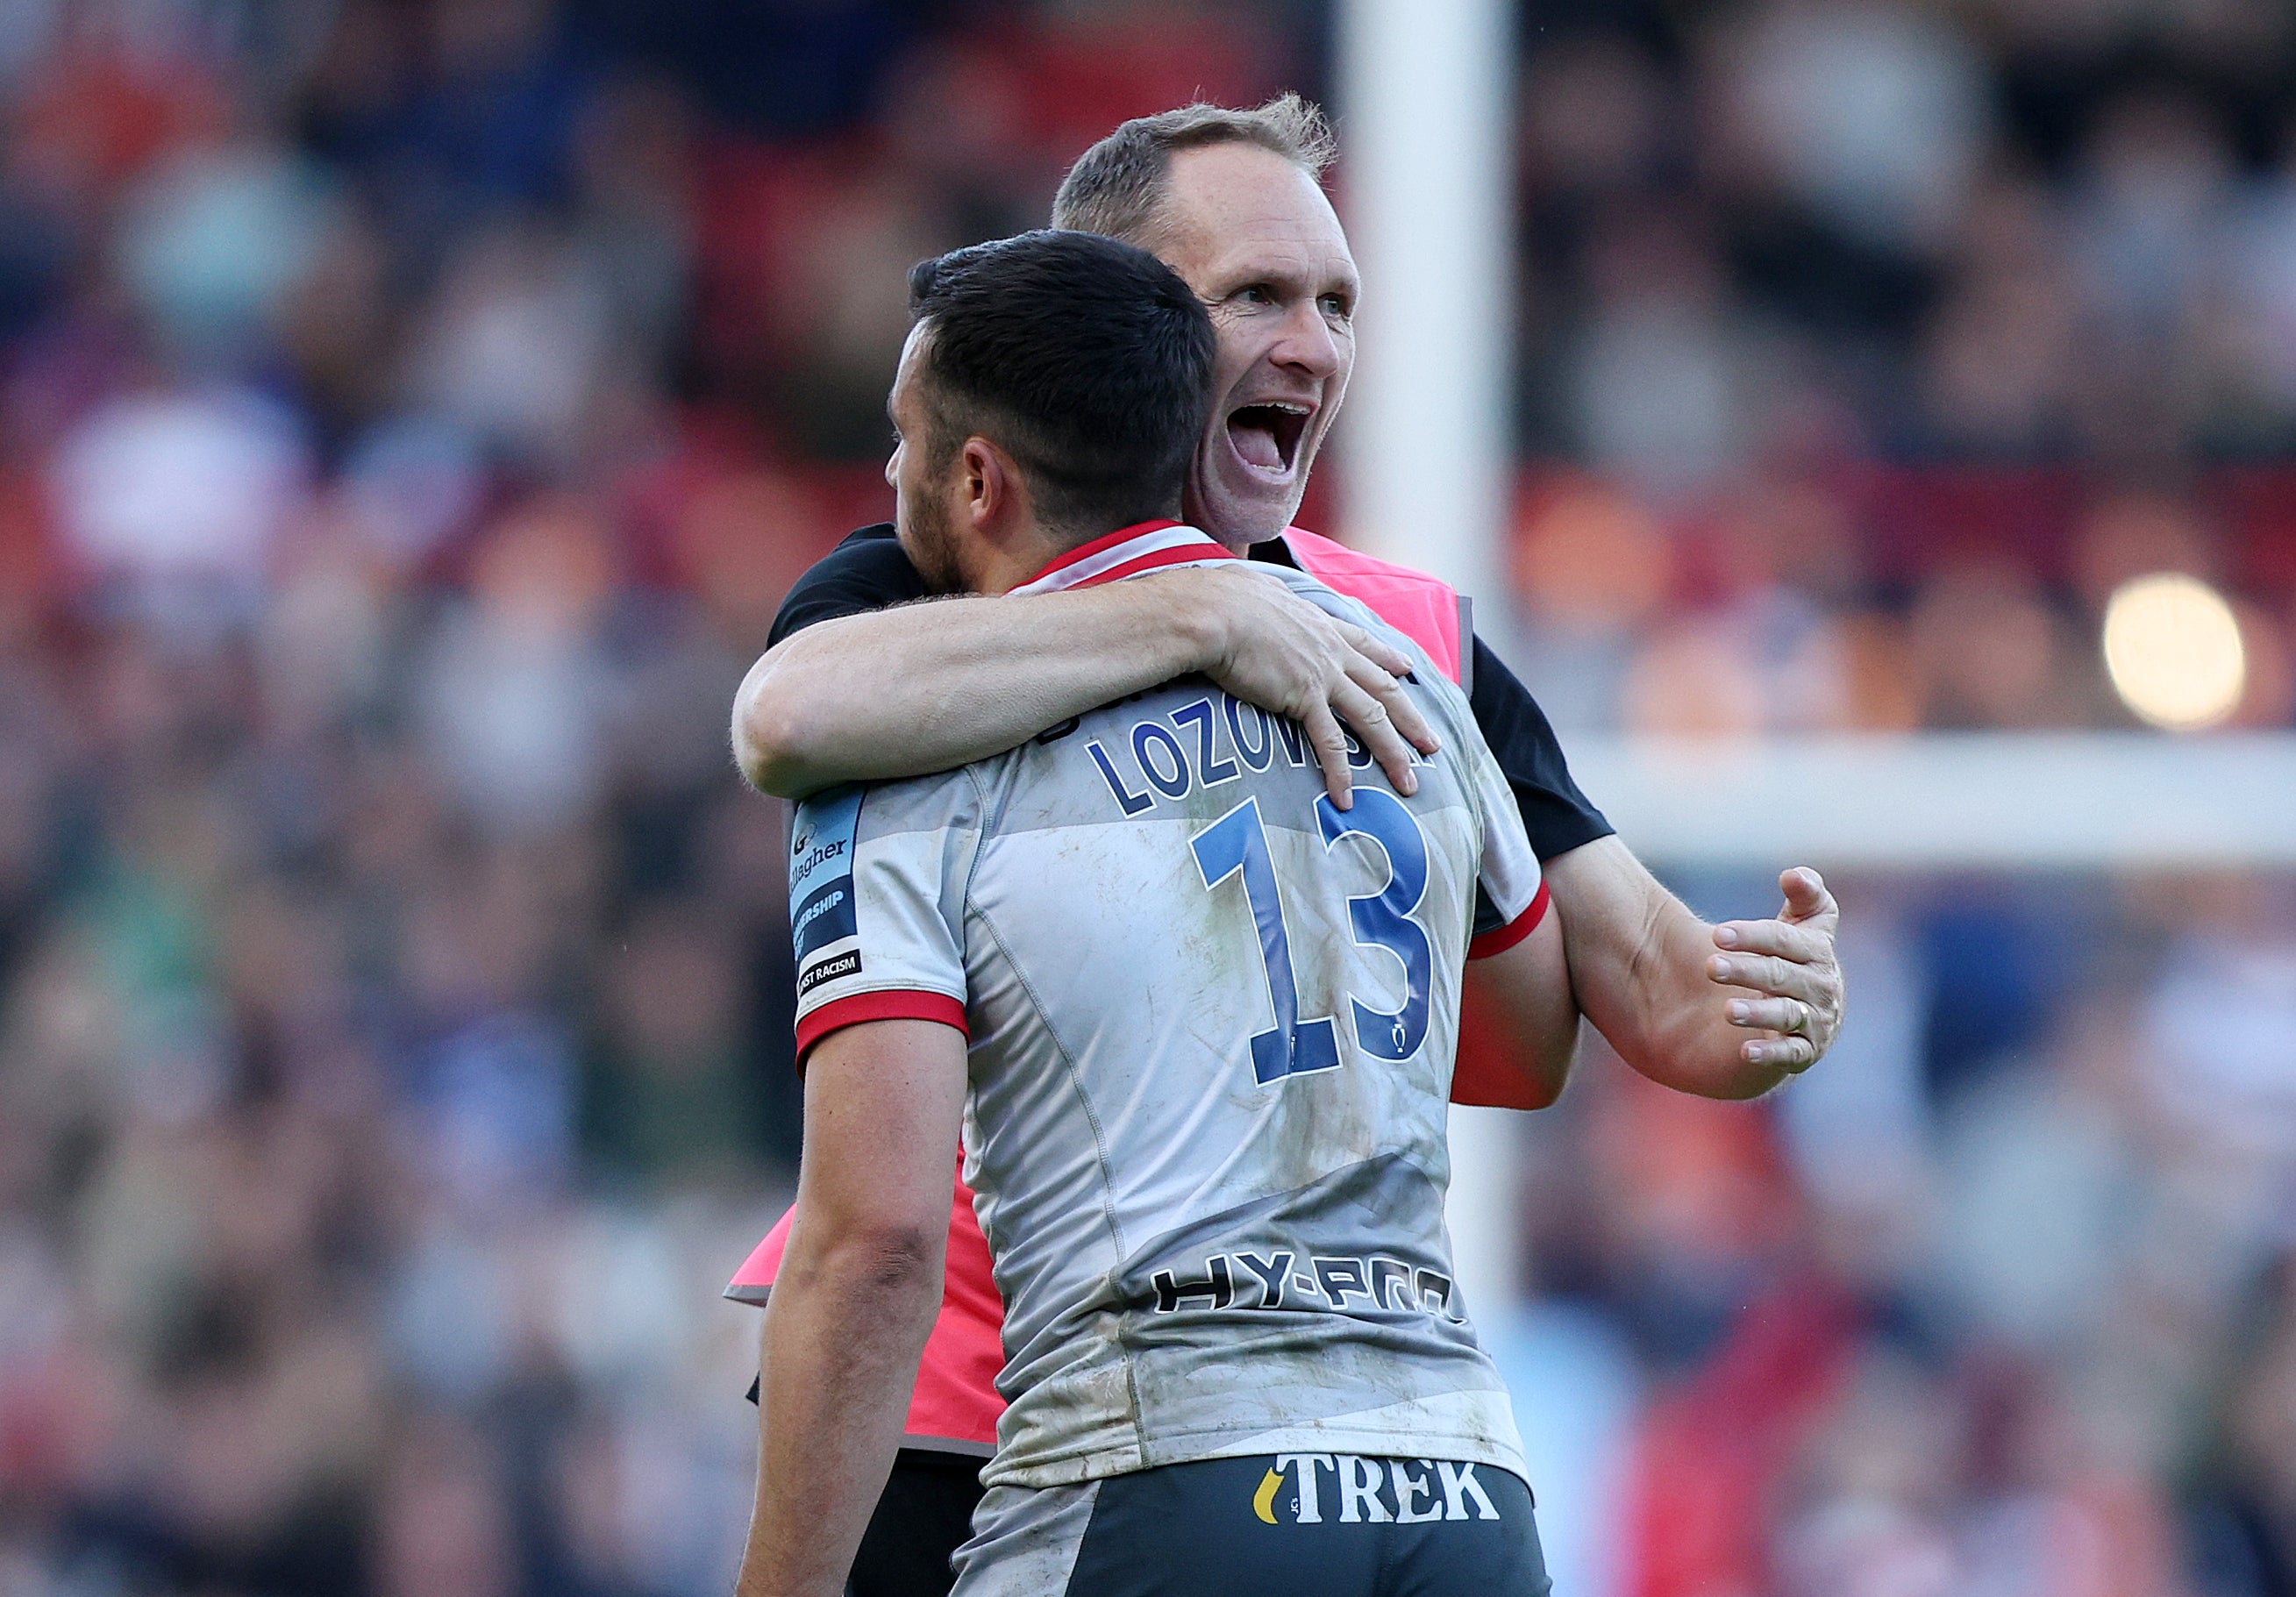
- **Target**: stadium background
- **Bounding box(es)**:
[0,1,2292,1593]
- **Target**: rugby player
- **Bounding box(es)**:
[737,227,1572,1597]
[730,96,1845,1597]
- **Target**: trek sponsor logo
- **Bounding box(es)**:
[1149,1250,1456,1320]
[1085,693,1406,816]
[1251,1455,1501,1525]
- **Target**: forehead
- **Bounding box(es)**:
[889,321,933,415]
[1153,142,1358,291]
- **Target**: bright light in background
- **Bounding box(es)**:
[2102,572,2246,731]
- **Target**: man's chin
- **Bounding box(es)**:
[1191,469,1307,547]
[898,517,967,594]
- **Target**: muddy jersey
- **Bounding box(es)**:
[790,524,1547,1491]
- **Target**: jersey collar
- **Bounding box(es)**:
[1009,520,1237,595]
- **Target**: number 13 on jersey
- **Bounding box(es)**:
[1190,790,1436,1086]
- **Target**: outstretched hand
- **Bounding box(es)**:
[1708,867,1843,1072]
[1180,564,1440,809]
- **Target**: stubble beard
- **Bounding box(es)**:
[903,488,968,595]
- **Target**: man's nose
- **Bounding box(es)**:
[1269,301,1341,380]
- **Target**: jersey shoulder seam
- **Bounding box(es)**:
[955,763,995,907]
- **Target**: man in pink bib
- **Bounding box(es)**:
[731,96,1846,1597]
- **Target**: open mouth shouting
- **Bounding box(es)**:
[1191,381,1333,542]
[1224,399,1315,481]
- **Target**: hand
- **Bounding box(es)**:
[1707,867,1843,1073]
[1171,564,1440,809]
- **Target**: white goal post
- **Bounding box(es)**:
[1337,0,1526,1313]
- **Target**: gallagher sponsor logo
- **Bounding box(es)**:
[792,836,847,879]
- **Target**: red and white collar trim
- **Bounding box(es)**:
[1009,520,1237,595]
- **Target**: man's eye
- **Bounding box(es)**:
[1237,285,1275,306]
[1320,295,1351,319]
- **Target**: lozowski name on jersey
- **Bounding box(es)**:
[1148,1249,1458,1321]
[1082,692,1398,816]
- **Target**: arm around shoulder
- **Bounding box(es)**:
[731,586,1216,798]
[731,563,1440,803]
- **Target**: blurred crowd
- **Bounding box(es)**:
[1496,865,2296,1597]
[0,1,2288,1595]
[1509,0,2296,738]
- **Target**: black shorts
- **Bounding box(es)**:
[848,1448,988,1597]
[951,1453,1552,1596]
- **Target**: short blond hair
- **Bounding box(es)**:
[1051,93,1337,245]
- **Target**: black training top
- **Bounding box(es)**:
[767,524,1613,862]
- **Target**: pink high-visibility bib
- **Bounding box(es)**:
[1277,526,1468,688]
[728,1160,1004,1454]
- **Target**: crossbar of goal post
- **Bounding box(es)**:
[1569,732,2296,869]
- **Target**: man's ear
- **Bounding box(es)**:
[958,437,1029,540]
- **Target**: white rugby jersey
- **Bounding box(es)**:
[788,523,1551,1490]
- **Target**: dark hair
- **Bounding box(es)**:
[1051,93,1337,245]
[906,230,1216,538]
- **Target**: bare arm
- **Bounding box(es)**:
[1458,905,1580,1110]
[738,1020,968,1597]
[1542,838,1843,1101]
[733,563,1437,809]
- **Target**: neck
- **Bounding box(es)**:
[1001,520,1238,597]
[1180,513,1277,557]
[971,527,1076,596]
[978,516,1187,595]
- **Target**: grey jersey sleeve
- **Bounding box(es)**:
[1402,634,1545,954]
[1460,720,1549,954]
[788,774,982,1062]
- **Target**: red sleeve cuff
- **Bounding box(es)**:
[795,989,969,1068]
[1468,879,1551,959]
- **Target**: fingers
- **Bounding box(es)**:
[1189,572,1446,809]
[1707,951,1828,1006]
[1741,1034,1818,1072]
[1714,917,1827,964]
[1778,866,1838,929]
[1344,652,1440,756]
[1330,680,1420,797]
[1726,996,1808,1033]
[1301,702,1355,810]
[1708,872,1842,1077]
[1334,621,1418,682]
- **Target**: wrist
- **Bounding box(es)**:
[1074,569,1225,678]
[1137,569,1230,675]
